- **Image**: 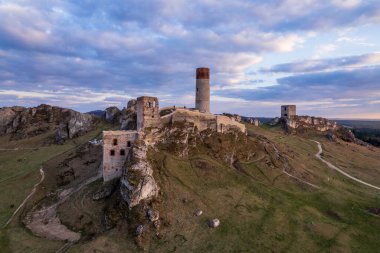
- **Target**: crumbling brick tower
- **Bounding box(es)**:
[281,105,296,118]
[195,67,210,113]
[136,96,160,131]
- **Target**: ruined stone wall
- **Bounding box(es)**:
[170,109,217,131]
[281,105,296,118]
[216,115,246,133]
[103,130,138,181]
[136,96,160,131]
[168,109,245,134]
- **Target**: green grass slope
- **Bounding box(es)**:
[68,124,380,253]
[1,122,380,253]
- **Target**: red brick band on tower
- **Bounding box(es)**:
[196,68,210,79]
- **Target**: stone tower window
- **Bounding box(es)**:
[113,139,118,145]
[127,141,131,147]
[153,100,156,107]
[197,88,199,92]
[110,150,115,156]
[120,149,125,156]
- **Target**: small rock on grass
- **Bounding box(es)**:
[208,218,220,228]
[194,210,203,216]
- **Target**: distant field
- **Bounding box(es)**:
[336,120,380,147]
[335,120,380,129]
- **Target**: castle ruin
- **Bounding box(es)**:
[281,105,296,118]
[102,67,246,182]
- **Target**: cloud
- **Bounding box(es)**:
[0,0,379,118]
[261,53,380,73]
[211,64,380,117]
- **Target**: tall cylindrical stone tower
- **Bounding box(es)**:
[195,67,210,113]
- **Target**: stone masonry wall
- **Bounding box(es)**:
[103,130,138,182]
[136,96,160,131]
[281,105,296,118]
[167,109,246,134]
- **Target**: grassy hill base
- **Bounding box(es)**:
[1,122,380,253]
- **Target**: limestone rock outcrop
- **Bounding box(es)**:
[0,104,95,141]
[280,116,357,143]
[104,99,137,130]
[120,140,159,208]
[56,110,94,142]
[284,116,338,133]
[120,99,137,130]
[105,106,121,123]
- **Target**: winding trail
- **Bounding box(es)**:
[24,167,102,243]
[3,167,45,228]
[312,140,380,191]
[24,169,102,243]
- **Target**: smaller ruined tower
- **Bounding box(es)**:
[195,67,210,113]
[136,96,160,131]
[281,105,296,118]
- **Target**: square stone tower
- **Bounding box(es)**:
[102,130,138,182]
[136,96,160,131]
[281,105,296,118]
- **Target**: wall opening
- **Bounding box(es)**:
[284,114,288,117]
[153,100,156,107]
[113,139,118,145]
[120,149,125,156]
[110,150,115,156]
[127,141,131,147]
[197,88,199,92]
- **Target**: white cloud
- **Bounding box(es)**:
[332,0,362,9]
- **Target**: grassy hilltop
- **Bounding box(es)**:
[1,122,380,253]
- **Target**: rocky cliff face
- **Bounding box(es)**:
[119,121,254,210]
[0,104,95,142]
[284,116,338,133]
[104,99,137,130]
[120,139,159,208]
[281,116,357,143]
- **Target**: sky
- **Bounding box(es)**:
[0,0,379,119]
